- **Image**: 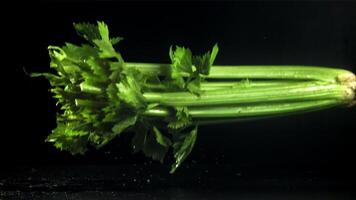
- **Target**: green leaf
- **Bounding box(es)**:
[74,21,123,60]
[86,57,109,80]
[112,115,137,134]
[132,125,171,163]
[168,44,219,95]
[48,46,67,61]
[186,78,202,96]
[110,37,122,45]
[116,71,146,110]
[170,126,198,173]
[97,21,110,41]
[152,126,172,147]
[169,46,194,89]
[170,46,194,75]
[93,21,123,60]
[168,107,192,130]
[46,122,89,155]
[74,22,101,42]
[192,43,219,75]
[96,114,138,147]
[209,44,219,68]
[62,43,99,62]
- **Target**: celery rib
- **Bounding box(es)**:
[143,82,348,106]
[125,62,353,83]
[144,99,341,118]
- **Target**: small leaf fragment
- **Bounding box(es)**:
[170,126,198,173]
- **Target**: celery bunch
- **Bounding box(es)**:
[33,22,355,173]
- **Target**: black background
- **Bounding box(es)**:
[3,0,356,197]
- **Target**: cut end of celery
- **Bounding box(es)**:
[344,88,355,105]
[338,72,356,107]
[337,72,356,85]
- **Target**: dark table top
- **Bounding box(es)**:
[1,164,355,200]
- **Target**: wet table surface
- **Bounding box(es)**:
[1,164,355,199]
